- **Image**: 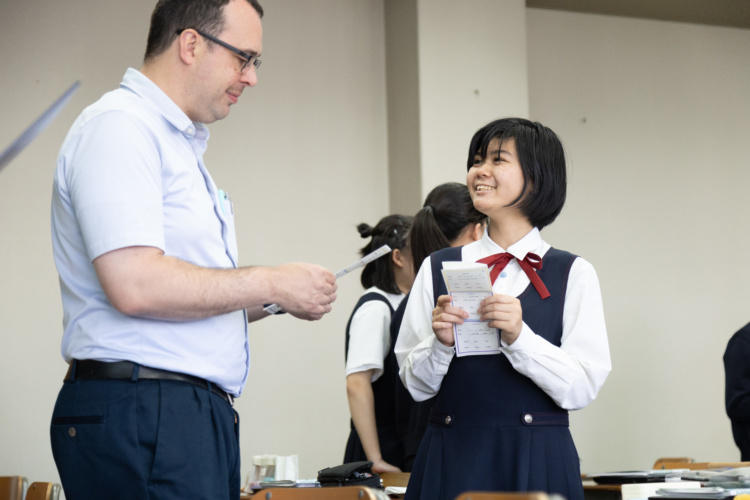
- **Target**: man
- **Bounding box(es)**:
[49,1,337,499]
[725,323,750,461]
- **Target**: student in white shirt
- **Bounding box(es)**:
[344,214,414,473]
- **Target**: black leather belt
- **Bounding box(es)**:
[65,359,234,406]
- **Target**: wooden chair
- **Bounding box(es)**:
[652,461,750,471]
[652,457,693,469]
[0,476,27,500]
[380,472,410,488]
[455,492,550,500]
[256,486,388,499]
[24,482,61,500]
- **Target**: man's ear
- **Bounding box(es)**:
[176,29,200,65]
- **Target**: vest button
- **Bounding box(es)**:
[444,415,452,425]
[523,414,533,424]
[68,427,76,437]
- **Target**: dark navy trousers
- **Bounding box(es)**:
[50,377,240,500]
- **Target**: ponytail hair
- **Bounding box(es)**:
[358,214,412,294]
[410,182,486,267]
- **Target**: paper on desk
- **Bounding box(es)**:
[263,245,392,314]
[441,261,502,357]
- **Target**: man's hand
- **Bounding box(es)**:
[272,263,337,321]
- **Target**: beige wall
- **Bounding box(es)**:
[417,0,530,200]
[1,0,749,491]
[527,8,750,469]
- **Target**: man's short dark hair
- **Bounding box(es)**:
[144,0,263,61]
[467,117,567,230]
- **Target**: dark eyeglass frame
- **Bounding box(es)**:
[176,28,261,72]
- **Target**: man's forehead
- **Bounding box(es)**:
[221,0,263,51]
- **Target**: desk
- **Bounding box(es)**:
[582,480,622,500]
[241,488,404,499]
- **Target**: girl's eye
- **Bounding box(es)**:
[472,157,482,165]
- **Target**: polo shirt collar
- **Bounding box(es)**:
[119,67,209,141]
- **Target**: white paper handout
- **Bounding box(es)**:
[263,245,392,314]
[0,81,80,174]
[441,261,502,357]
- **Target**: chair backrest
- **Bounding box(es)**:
[455,492,550,500]
[706,462,750,469]
[653,461,750,471]
[380,472,410,488]
[653,462,709,470]
[0,476,28,500]
[24,482,61,500]
[257,486,387,499]
[652,457,693,469]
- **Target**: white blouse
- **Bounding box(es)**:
[345,287,405,382]
[394,227,611,410]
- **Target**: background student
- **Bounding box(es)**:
[391,181,486,471]
[395,118,611,500]
[724,322,750,460]
[344,214,414,473]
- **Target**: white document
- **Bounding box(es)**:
[263,245,392,314]
[0,81,80,174]
[441,261,502,357]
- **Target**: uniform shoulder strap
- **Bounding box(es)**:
[429,246,463,307]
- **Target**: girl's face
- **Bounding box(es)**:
[466,137,527,219]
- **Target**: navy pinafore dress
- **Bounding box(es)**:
[404,246,583,500]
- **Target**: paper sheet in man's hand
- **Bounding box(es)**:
[442,262,503,356]
[263,245,391,314]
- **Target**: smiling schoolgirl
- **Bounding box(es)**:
[395,117,611,500]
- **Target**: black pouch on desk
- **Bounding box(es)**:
[317,461,381,488]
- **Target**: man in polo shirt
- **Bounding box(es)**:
[49,1,337,499]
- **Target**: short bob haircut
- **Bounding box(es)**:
[144,0,264,61]
[357,214,412,295]
[467,117,566,230]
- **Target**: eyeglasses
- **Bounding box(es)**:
[177,28,261,72]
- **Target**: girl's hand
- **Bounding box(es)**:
[479,294,523,345]
[371,458,402,474]
[432,294,468,347]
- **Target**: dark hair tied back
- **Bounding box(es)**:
[357,223,374,239]
[357,214,412,294]
[409,182,486,267]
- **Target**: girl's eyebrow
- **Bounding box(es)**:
[488,147,513,157]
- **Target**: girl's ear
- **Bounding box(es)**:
[391,248,406,269]
[471,222,485,241]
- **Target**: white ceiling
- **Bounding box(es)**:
[526,0,750,30]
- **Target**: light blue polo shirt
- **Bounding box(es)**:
[51,68,249,396]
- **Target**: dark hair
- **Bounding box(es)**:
[144,0,264,60]
[410,182,486,268]
[467,117,566,229]
[358,214,412,294]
